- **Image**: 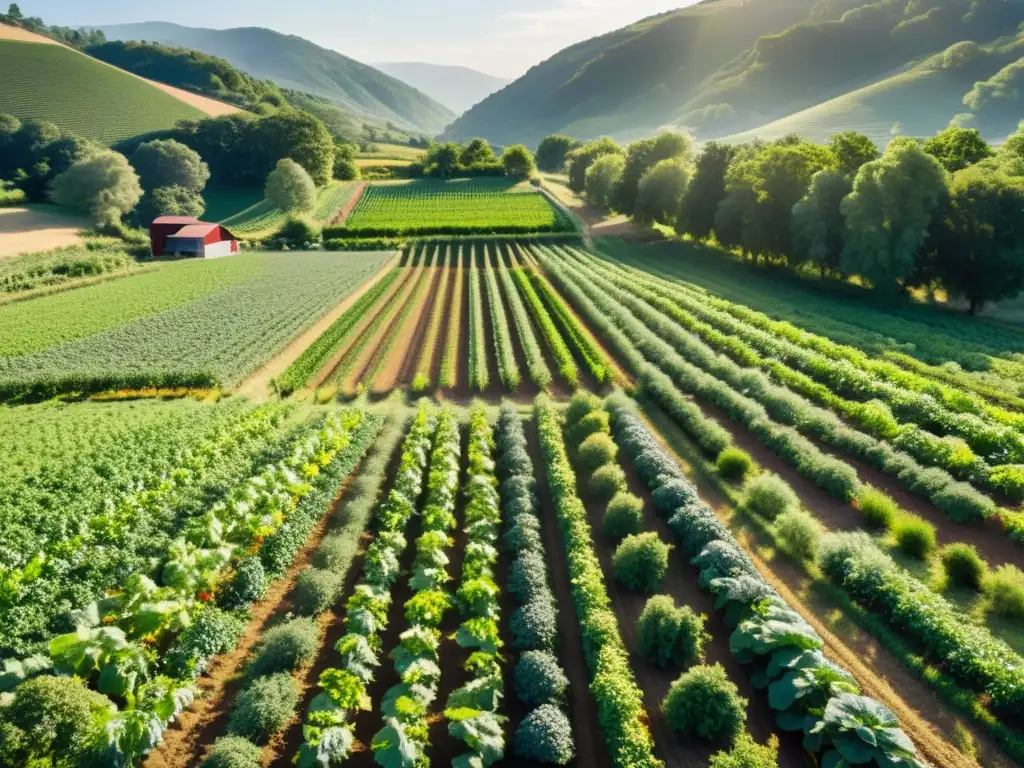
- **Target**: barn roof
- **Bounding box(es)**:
[153,216,200,226]
[169,223,221,239]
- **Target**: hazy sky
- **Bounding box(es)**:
[29,0,695,78]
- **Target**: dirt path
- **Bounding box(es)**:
[327,182,368,226]
[637,404,1006,768]
[525,417,608,768]
[539,174,654,244]
[235,254,399,400]
[372,265,441,393]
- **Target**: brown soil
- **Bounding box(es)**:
[449,262,473,401]
[0,205,85,258]
[236,254,399,400]
[636,404,1008,768]
[311,267,414,390]
[477,256,513,397]
[342,267,426,394]
[414,261,454,386]
[145,457,371,768]
[328,183,368,226]
[372,266,441,393]
[524,417,609,768]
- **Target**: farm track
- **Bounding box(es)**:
[524,418,608,768]
[579,430,809,768]
[236,253,400,400]
[373,265,442,393]
[345,267,428,394]
[637,403,1002,768]
[327,182,368,226]
[143,451,372,768]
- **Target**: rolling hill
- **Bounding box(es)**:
[0,26,212,144]
[373,62,509,115]
[442,0,1024,148]
[97,22,455,135]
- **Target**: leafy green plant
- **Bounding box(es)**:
[228,673,298,744]
[987,564,1024,619]
[247,617,319,678]
[804,694,922,768]
[717,447,753,481]
[603,491,644,541]
[202,735,263,768]
[635,594,708,669]
[774,508,822,562]
[708,732,779,768]
[893,514,936,560]
[513,704,575,765]
[514,650,569,707]
[742,473,799,521]
[404,588,452,627]
[294,567,343,616]
[446,707,506,765]
[940,543,988,591]
[588,463,627,503]
[577,432,618,473]
[855,487,898,531]
[613,532,672,593]
[662,664,747,742]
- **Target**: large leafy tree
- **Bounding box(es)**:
[566,137,623,194]
[130,139,210,192]
[829,131,880,176]
[257,109,335,186]
[583,154,625,211]
[840,138,948,294]
[50,149,143,228]
[634,158,690,226]
[264,157,316,213]
[459,137,496,167]
[791,169,852,279]
[501,144,535,179]
[922,126,994,172]
[612,131,693,216]
[676,141,736,242]
[535,134,580,173]
[928,163,1024,313]
[425,142,461,178]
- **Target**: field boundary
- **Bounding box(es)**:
[328,182,368,226]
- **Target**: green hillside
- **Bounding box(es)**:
[97,22,455,135]
[0,39,204,144]
[443,0,1024,147]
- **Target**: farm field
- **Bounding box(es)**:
[0,37,205,144]
[210,181,363,238]
[338,178,571,235]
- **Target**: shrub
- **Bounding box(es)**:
[2,676,107,764]
[514,650,569,707]
[588,463,626,502]
[940,543,988,591]
[504,515,543,554]
[662,664,747,742]
[166,606,247,678]
[569,410,610,445]
[228,673,299,744]
[265,158,316,213]
[652,478,696,516]
[219,556,267,610]
[774,508,822,562]
[247,617,320,678]
[202,736,263,768]
[565,390,601,430]
[716,448,753,481]
[708,732,780,768]
[989,464,1024,502]
[741,473,798,520]
[293,567,343,616]
[987,565,1024,619]
[513,704,575,765]
[604,492,644,541]
[613,532,672,593]
[509,551,549,603]
[314,533,356,574]
[893,514,936,560]
[510,598,559,650]
[933,482,996,522]
[577,433,618,473]
[635,595,708,669]
[856,487,898,531]
[276,216,320,246]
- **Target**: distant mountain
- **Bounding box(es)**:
[96,22,455,134]
[373,62,509,115]
[442,0,1024,148]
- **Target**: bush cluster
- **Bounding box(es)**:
[939,543,988,591]
[613,532,672,593]
[228,673,299,744]
[635,594,708,669]
[603,491,644,541]
[202,736,263,768]
[717,447,753,481]
[247,617,320,678]
[742,472,799,520]
[662,664,747,742]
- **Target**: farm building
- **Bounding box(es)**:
[150,216,239,258]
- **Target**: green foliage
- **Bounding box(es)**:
[513,650,569,707]
[678,141,737,242]
[131,138,210,192]
[741,472,798,520]
[228,673,299,744]
[577,432,618,473]
[940,543,988,591]
[134,184,206,225]
[773,508,823,562]
[565,390,602,430]
[166,606,246,678]
[662,664,747,742]
[615,132,693,216]
[829,131,880,175]
[923,127,994,173]
[294,567,343,616]
[612,532,672,593]
[988,464,1024,502]
[502,144,536,179]
[568,410,610,445]
[791,169,851,277]
[806,694,920,768]
[987,565,1024,619]
[856,487,898,530]
[513,703,575,765]
[536,134,581,173]
[716,447,752,481]
[265,158,317,214]
[202,735,263,768]
[603,492,644,541]
[510,599,558,651]
[893,514,936,560]
[248,617,320,678]
[584,153,625,210]
[634,158,690,226]
[50,148,143,227]
[567,137,624,193]
[635,594,708,669]
[588,463,626,503]
[708,732,780,768]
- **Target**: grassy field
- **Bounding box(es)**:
[0,39,204,144]
[342,178,565,234]
[355,142,425,161]
[211,181,361,237]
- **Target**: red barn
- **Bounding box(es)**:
[150,216,240,259]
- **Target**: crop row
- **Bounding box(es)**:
[534,394,660,768]
[579,249,1024,496]
[469,264,490,392]
[2,409,381,766]
[512,268,579,387]
[358,267,432,394]
[371,407,461,765]
[496,403,575,764]
[275,268,401,395]
[497,256,552,389]
[440,263,465,390]
[483,256,521,390]
[412,249,452,392]
[298,404,434,764]
[546,249,1004,527]
[605,399,929,768]
[444,405,508,764]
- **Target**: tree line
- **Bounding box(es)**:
[536,125,1024,313]
[418,138,536,180]
[0,3,105,48]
